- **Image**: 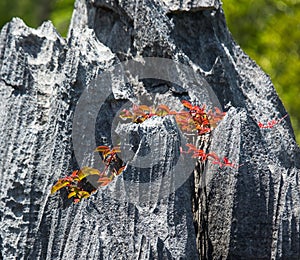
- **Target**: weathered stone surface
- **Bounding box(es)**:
[162,0,220,12]
[0,0,299,259]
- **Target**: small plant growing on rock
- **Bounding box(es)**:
[51,100,287,203]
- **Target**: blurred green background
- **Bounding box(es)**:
[0,0,299,144]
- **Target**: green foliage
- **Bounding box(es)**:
[0,0,74,37]
[50,0,74,37]
[0,0,53,29]
[223,0,300,144]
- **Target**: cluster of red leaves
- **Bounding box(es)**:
[51,100,228,203]
[51,146,125,203]
[120,101,239,168]
[120,104,176,123]
[182,143,241,169]
[51,100,289,204]
[180,100,226,135]
[120,100,225,135]
[257,114,288,129]
[55,100,284,203]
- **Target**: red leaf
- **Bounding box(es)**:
[258,114,288,129]
[222,157,235,167]
[70,170,79,178]
[181,100,193,109]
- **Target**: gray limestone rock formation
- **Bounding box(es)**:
[0,0,299,259]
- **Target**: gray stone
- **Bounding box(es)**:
[0,0,299,259]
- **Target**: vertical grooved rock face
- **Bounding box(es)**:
[0,0,299,259]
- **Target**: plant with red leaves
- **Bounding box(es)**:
[120,101,225,135]
[210,156,242,169]
[207,107,227,127]
[94,145,121,167]
[51,167,101,203]
[180,100,226,135]
[184,143,219,162]
[51,100,229,204]
[120,104,176,123]
[181,100,211,135]
[182,143,240,169]
[257,114,288,129]
[51,146,126,203]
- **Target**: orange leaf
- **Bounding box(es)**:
[138,105,151,111]
[118,166,126,174]
[181,100,193,109]
[94,145,110,153]
[113,165,126,176]
[197,127,211,135]
[155,104,171,116]
[98,176,113,186]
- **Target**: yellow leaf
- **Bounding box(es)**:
[51,180,70,194]
[77,166,101,180]
[68,191,77,199]
[78,191,91,199]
